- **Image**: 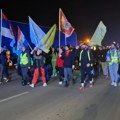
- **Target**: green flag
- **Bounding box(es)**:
[39,24,56,53]
[89,21,107,46]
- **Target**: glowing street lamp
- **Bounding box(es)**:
[85,38,90,44]
[86,39,90,43]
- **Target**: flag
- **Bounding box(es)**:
[17,26,28,50]
[59,8,74,37]
[28,16,46,46]
[89,21,107,46]
[2,12,15,47]
[0,10,2,52]
[38,24,56,53]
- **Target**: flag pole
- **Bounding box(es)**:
[65,34,67,45]
[28,42,32,51]
[59,8,61,52]
[0,9,2,53]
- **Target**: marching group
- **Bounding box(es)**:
[0,41,120,90]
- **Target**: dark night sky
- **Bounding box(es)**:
[1,0,120,45]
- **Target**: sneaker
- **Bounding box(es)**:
[64,81,68,87]
[111,82,114,86]
[80,83,84,90]
[21,81,27,86]
[43,83,47,87]
[54,74,57,77]
[29,84,35,88]
[3,77,9,82]
[27,82,30,85]
[5,79,9,83]
[89,83,93,88]
[80,86,84,90]
[59,81,62,85]
[114,82,117,87]
[51,75,54,78]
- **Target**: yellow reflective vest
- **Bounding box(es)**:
[20,53,28,65]
[109,50,119,65]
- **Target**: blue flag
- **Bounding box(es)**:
[28,16,46,47]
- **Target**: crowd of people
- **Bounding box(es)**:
[0,41,120,90]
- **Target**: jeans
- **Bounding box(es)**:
[20,64,28,83]
[80,67,93,83]
[109,63,118,83]
[64,68,73,82]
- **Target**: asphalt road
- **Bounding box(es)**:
[0,70,120,120]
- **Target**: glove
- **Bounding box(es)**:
[76,46,79,49]
[86,63,90,67]
[30,50,34,54]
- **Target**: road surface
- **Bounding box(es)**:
[0,69,120,120]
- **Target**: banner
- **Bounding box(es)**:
[38,24,56,53]
[17,26,28,50]
[59,8,74,37]
[89,21,107,46]
[2,12,15,47]
[28,16,46,46]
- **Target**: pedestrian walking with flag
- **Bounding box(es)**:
[60,44,75,87]
[29,48,47,88]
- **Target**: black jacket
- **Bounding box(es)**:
[79,49,94,69]
[33,54,45,68]
[0,52,7,66]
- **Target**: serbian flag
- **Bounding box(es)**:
[59,8,74,37]
[17,26,28,50]
[2,12,15,47]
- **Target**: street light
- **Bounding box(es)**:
[85,38,90,44]
[86,39,90,43]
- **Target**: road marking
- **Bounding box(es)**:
[0,92,29,103]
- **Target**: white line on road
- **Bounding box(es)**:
[0,92,29,103]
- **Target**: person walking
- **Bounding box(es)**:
[29,49,47,88]
[79,43,94,90]
[19,46,30,86]
[51,48,58,77]
[56,48,64,85]
[60,44,75,87]
[106,43,120,87]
